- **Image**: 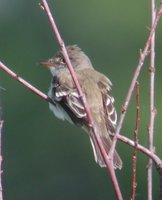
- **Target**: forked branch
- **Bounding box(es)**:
[110,3,162,158]
[0,1,162,199]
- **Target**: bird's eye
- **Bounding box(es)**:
[60,57,66,64]
[48,59,53,63]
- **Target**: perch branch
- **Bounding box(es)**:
[1,59,161,170]
[40,0,123,199]
[1,59,162,197]
[0,1,162,199]
[1,59,161,168]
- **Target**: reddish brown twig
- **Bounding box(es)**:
[147,1,157,200]
[0,119,3,200]
[0,57,122,199]
[110,3,162,161]
[1,58,161,168]
[110,133,162,169]
[0,61,55,106]
[40,1,123,199]
[1,59,162,199]
[131,82,140,200]
[0,1,161,199]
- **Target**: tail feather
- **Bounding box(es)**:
[90,136,105,167]
[89,129,122,169]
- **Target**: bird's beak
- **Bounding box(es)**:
[39,60,51,68]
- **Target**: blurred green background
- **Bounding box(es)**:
[0,0,162,199]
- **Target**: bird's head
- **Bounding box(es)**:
[40,45,93,76]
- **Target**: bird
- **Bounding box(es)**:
[40,45,122,169]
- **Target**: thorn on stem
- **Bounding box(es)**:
[153,107,157,115]
[146,26,151,32]
[121,105,127,113]
[149,66,155,72]
[88,123,93,128]
[146,49,151,56]
[39,2,45,10]
[146,160,153,169]
[153,146,156,153]
[140,49,143,57]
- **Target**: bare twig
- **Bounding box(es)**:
[110,133,162,170]
[1,58,161,168]
[0,56,123,200]
[147,1,157,200]
[0,1,161,199]
[39,0,93,126]
[0,54,161,169]
[131,82,140,200]
[40,1,123,199]
[110,3,162,161]
[0,61,55,106]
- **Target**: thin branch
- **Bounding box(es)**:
[0,58,162,196]
[110,133,162,170]
[0,51,122,200]
[0,61,55,106]
[40,1,123,199]
[110,3,162,160]
[147,1,156,200]
[131,82,140,200]
[1,59,161,167]
[0,1,161,199]
[0,53,161,168]
[39,0,93,126]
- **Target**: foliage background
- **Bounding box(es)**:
[0,0,162,199]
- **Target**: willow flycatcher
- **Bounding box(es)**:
[40,45,122,169]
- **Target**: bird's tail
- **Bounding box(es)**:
[89,122,122,169]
